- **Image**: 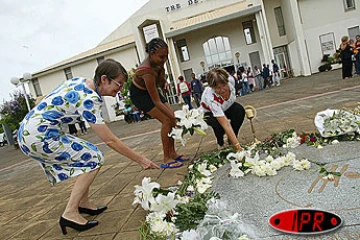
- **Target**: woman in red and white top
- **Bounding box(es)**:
[200,68,245,151]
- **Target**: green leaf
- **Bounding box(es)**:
[23,130,30,136]
[31,143,37,152]
[70,168,75,176]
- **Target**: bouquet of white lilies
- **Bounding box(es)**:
[168,105,208,145]
[315,109,359,137]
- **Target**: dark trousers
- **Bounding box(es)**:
[78,121,87,133]
[205,102,245,146]
[182,94,193,110]
[68,124,77,135]
[342,59,353,79]
[263,77,271,89]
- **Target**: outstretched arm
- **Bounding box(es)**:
[216,116,243,152]
[90,123,160,169]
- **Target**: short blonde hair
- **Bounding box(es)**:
[341,36,349,43]
[206,68,229,88]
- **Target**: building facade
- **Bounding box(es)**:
[25,0,359,121]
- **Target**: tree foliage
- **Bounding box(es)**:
[0,92,36,131]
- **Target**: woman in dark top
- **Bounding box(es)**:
[339,36,354,79]
[130,38,189,169]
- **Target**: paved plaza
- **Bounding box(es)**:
[0,69,359,239]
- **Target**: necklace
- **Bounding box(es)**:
[93,80,103,102]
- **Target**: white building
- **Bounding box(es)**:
[24,0,359,121]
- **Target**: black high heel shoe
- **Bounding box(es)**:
[59,216,98,235]
[78,206,107,216]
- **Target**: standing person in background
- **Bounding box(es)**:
[355,35,360,75]
[190,72,203,107]
[200,68,245,151]
[177,75,193,110]
[78,121,87,135]
[132,106,141,122]
[240,68,251,96]
[339,36,354,79]
[247,67,256,92]
[227,69,236,88]
[17,59,159,235]
[68,124,78,137]
[254,66,263,90]
[130,38,190,169]
[262,64,271,89]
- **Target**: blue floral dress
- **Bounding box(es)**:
[18,78,104,185]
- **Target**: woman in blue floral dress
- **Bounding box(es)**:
[18,59,159,235]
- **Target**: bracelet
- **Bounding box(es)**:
[234,143,240,147]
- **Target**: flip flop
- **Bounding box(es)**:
[174,155,191,163]
[160,161,184,169]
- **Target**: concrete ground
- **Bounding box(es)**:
[0,69,359,239]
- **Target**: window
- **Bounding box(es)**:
[242,21,256,44]
[203,36,232,69]
[274,7,286,36]
[32,78,42,97]
[348,26,360,42]
[344,0,356,11]
[176,39,190,62]
[64,67,73,80]
[97,56,105,64]
[319,32,336,56]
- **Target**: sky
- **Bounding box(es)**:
[0,0,149,102]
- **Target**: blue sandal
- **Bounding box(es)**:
[160,161,184,169]
[174,155,191,163]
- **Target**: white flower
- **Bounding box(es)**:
[252,165,266,177]
[322,173,335,181]
[209,164,218,173]
[271,158,283,170]
[187,185,195,192]
[188,164,194,170]
[196,177,212,193]
[229,160,244,178]
[264,163,277,176]
[181,229,201,240]
[168,128,186,146]
[177,180,183,186]
[133,177,160,211]
[209,237,222,240]
[285,135,301,148]
[317,145,324,149]
[284,152,296,166]
[151,192,181,213]
[227,150,252,162]
[146,211,165,225]
[300,159,311,170]
[265,155,274,163]
[292,160,308,171]
[152,220,178,237]
[176,195,190,204]
[197,162,212,177]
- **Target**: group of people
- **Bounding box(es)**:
[17,38,246,234]
[177,72,204,109]
[339,35,360,79]
[123,104,143,123]
[229,60,282,97]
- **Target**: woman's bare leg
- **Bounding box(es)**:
[147,106,182,165]
[62,169,100,224]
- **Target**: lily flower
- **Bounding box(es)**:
[133,177,160,211]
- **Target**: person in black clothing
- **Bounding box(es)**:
[339,36,354,79]
[78,121,87,135]
[190,73,203,107]
[262,64,271,89]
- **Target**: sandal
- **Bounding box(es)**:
[174,155,191,163]
[160,161,184,169]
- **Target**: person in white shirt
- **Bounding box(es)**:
[200,68,245,151]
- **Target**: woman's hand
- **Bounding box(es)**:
[140,157,160,169]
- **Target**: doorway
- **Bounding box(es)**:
[249,51,261,71]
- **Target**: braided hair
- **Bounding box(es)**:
[145,38,168,54]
